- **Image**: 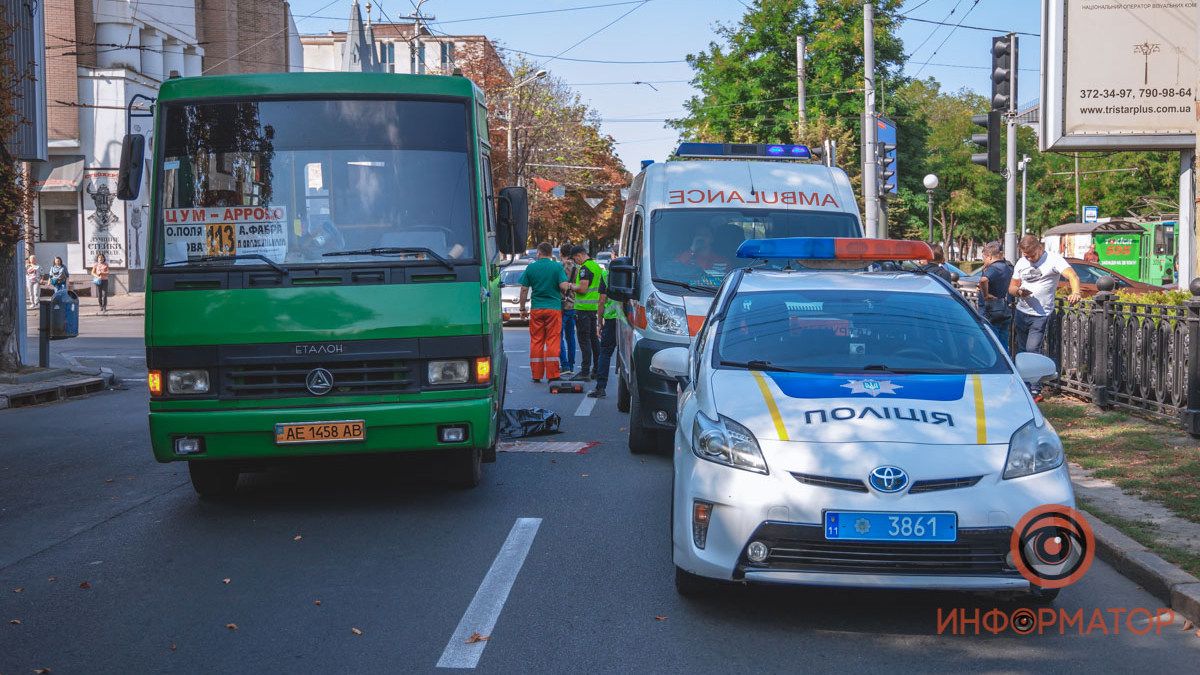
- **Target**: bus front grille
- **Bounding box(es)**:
[223,360,415,399]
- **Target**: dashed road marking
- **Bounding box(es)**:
[574,396,597,417]
[436,518,542,669]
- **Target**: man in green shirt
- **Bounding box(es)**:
[518,242,570,382]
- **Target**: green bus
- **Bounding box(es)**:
[1042,219,1176,285]
[117,73,528,496]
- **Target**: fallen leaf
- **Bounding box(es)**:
[169,642,177,652]
[104,478,114,483]
[654,615,667,621]
[293,535,303,542]
[313,600,322,606]
[580,473,589,477]
[465,632,489,644]
[225,623,238,631]
[9,618,21,624]
[78,581,91,590]
[222,578,231,585]
[351,627,363,636]
[12,587,22,593]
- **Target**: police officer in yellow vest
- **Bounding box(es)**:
[568,245,605,381]
[589,268,622,398]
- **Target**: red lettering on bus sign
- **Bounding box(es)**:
[668,189,838,208]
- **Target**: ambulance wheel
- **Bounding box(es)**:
[628,389,657,454]
[616,373,631,413]
[188,461,239,498]
[448,447,482,488]
[674,566,721,597]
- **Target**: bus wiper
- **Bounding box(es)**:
[164,254,287,276]
[323,246,453,271]
[652,278,717,295]
[721,359,802,372]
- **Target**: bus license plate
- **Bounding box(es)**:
[824,511,956,543]
[274,420,366,445]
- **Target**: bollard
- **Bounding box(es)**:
[1182,278,1200,438]
[38,300,50,368]
[1091,276,1115,409]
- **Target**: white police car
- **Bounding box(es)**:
[651,237,1073,600]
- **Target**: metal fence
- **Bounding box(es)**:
[961,286,1200,436]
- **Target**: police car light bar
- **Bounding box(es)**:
[735,237,934,261]
[675,142,812,160]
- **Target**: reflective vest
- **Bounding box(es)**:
[601,266,620,318]
[574,259,605,311]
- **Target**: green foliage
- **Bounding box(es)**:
[1115,288,1193,305]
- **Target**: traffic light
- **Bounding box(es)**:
[970,111,1001,173]
[876,141,897,196]
[991,34,1018,112]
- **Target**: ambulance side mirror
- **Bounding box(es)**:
[606,256,636,302]
[650,347,690,383]
[1015,352,1057,384]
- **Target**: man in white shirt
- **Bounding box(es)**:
[1008,235,1082,398]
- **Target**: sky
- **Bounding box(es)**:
[289,0,1044,171]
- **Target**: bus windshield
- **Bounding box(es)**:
[649,208,860,291]
[156,98,476,267]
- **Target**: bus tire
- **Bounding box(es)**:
[483,436,498,463]
[188,461,238,498]
[449,447,482,488]
[628,389,658,454]
[616,372,631,413]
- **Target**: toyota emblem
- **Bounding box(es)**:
[305,368,334,396]
[868,466,909,493]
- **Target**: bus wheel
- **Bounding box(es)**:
[628,389,658,454]
[616,373,631,413]
[188,461,239,498]
[448,447,482,488]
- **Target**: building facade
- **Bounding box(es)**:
[34,0,300,294]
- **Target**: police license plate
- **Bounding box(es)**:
[824,511,957,543]
[274,420,365,445]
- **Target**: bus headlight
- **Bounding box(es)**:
[647,291,688,336]
[167,369,210,394]
[429,360,470,384]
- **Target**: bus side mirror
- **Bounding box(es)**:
[117,134,145,201]
[607,256,636,302]
[497,186,529,255]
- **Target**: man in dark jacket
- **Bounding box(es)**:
[918,244,954,283]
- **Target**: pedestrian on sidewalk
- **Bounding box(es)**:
[25,254,40,309]
[1009,234,1082,400]
[90,253,110,312]
[559,248,578,377]
[589,275,621,398]
[569,245,604,381]
[977,241,1014,354]
[49,256,69,292]
[518,242,571,383]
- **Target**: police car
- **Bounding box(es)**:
[651,237,1073,600]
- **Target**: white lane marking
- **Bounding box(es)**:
[574,396,597,417]
[499,441,593,453]
[436,518,542,669]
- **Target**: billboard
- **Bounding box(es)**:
[1041,0,1197,150]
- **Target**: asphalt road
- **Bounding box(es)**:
[2,323,1199,672]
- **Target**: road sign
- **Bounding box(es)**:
[584,197,603,209]
[1083,205,1099,223]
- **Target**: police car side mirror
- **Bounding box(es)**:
[117,133,145,201]
[651,347,690,382]
[1014,352,1057,384]
[607,256,636,302]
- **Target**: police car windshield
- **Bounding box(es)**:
[716,289,1007,374]
[650,209,860,292]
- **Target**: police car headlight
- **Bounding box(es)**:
[692,411,768,474]
[647,291,688,336]
[1003,419,1064,479]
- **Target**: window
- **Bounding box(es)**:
[440,42,454,70]
[379,42,396,73]
[482,153,498,261]
[39,192,79,243]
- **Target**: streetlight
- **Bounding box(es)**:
[923,173,939,244]
[507,69,547,186]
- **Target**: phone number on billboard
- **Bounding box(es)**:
[1079,87,1193,99]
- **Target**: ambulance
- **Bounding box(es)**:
[606,143,864,453]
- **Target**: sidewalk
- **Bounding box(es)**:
[0,366,115,410]
[26,291,145,318]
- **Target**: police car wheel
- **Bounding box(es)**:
[616,372,631,413]
[1028,587,1060,605]
[628,389,657,454]
[188,461,238,498]
[448,447,482,489]
[674,565,720,597]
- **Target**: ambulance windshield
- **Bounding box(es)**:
[650,208,860,291]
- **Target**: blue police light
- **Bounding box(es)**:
[737,238,835,260]
[766,145,786,156]
[675,143,812,159]
[736,237,935,261]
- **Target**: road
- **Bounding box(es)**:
[2,322,1199,672]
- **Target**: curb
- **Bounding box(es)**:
[1082,508,1200,623]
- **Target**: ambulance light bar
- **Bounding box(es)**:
[675,142,812,160]
[735,237,934,261]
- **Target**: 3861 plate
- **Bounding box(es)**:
[824,511,957,542]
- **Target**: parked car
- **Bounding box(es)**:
[1063,258,1163,296]
[595,251,614,265]
[500,264,529,324]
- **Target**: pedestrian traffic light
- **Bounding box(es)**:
[876,141,897,196]
[970,111,1001,173]
[991,34,1018,112]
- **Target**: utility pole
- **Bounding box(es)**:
[1074,153,1081,221]
[862,2,878,238]
[796,35,806,138]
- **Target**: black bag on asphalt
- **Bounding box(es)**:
[499,408,562,439]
